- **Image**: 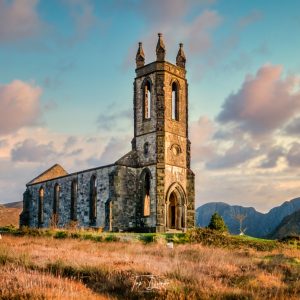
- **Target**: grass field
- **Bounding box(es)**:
[0,227,300,299]
[0,205,21,227]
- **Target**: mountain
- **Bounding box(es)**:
[196,198,300,238]
[270,209,300,239]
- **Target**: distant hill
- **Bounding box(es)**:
[196,198,300,238]
[3,201,23,209]
[270,209,300,239]
[0,201,22,227]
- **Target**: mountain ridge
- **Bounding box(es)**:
[270,209,300,239]
[196,198,300,238]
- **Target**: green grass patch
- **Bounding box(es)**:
[104,234,119,242]
[54,231,68,239]
[138,233,156,243]
[187,228,279,251]
[164,233,190,244]
[0,225,282,251]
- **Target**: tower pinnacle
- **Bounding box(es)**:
[136,42,145,68]
[176,43,186,68]
[156,33,166,61]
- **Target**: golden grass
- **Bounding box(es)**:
[0,234,300,299]
[0,206,21,227]
[1,265,110,300]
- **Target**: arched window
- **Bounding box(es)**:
[70,180,77,221]
[143,142,149,156]
[53,184,60,215]
[143,172,151,217]
[38,187,44,226]
[90,175,97,224]
[144,81,151,119]
[172,82,179,121]
[169,192,177,228]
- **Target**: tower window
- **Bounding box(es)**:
[90,175,97,225]
[172,82,179,121]
[143,142,149,156]
[53,184,60,216]
[144,81,151,119]
[143,172,151,217]
[70,180,77,221]
[38,187,44,226]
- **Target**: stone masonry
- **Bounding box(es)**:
[20,34,195,232]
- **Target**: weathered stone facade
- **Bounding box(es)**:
[20,34,195,232]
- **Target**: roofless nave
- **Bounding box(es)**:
[20,33,195,232]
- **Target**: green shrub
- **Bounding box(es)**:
[82,233,93,240]
[207,212,228,233]
[0,225,18,234]
[90,235,103,242]
[187,227,278,251]
[171,233,189,244]
[70,232,81,239]
[104,234,119,242]
[139,233,156,243]
[54,231,68,239]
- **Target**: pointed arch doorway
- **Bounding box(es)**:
[165,183,187,230]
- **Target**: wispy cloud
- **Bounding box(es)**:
[122,1,221,69]
[96,107,132,132]
[11,139,57,162]
[0,0,45,43]
[61,0,98,44]
[238,10,263,28]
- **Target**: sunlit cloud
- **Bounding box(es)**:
[217,65,300,137]
[0,80,42,135]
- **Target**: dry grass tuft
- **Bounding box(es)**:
[1,265,110,300]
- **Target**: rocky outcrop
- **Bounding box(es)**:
[270,209,300,239]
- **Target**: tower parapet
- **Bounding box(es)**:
[136,42,145,68]
[176,43,186,68]
[156,33,166,61]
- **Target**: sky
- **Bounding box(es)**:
[0,0,300,212]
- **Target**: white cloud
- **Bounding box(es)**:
[0,80,42,135]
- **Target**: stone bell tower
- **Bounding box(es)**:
[132,33,195,232]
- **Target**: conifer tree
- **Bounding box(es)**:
[208,212,228,233]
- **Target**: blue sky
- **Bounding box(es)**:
[0,0,300,212]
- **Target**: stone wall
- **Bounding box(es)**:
[22,163,159,232]
[24,165,116,229]
[110,165,157,231]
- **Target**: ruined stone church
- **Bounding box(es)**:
[20,34,195,232]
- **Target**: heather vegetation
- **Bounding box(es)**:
[1,227,300,299]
